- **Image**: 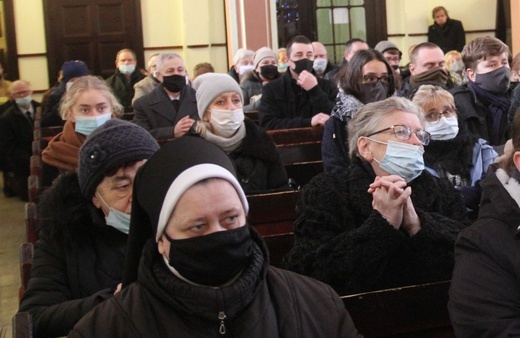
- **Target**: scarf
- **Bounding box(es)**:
[203,123,246,154]
[331,92,364,122]
[469,81,510,146]
[409,68,449,89]
[42,120,86,171]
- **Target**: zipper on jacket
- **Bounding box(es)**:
[218,311,227,335]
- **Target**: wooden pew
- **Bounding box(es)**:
[25,202,39,243]
[12,312,33,338]
[247,190,300,236]
[18,242,34,302]
[245,111,259,124]
[342,281,454,338]
[263,232,294,268]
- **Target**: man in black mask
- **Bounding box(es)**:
[397,42,452,98]
[258,35,337,130]
[133,53,198,139]
[451,36,511,147]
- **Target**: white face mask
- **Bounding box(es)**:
[313,58,328,74]
[210,108,244,137]
[96,193,131,234]
[118,64,136,75]
[450,60,464,73]
[238,65,254,76]
[425,116,459,140]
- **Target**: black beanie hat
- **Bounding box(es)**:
[78,119,160,200]
[122,136,249,286]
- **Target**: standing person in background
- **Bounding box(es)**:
[228,48,254,83]
[132,53,160,105]
[311,41,338,79]
[428,6,466,53]
[105,48,145,108]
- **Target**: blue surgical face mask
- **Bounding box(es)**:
[370,140,425,183]
[96,193,131,234]
[15,95,32,108]
[74,113,111,136]
[118,64,136,75]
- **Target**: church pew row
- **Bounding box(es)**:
[342,281,454,338]
[12,312,32,338]
[246,190,300,236]
[18,242,33,302]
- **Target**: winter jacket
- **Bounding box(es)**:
[229,118,289,194]
[41,84,66,127]
[322,93,363,173]
[284,158,469,295]
[133,84,198,140]
[451,84,511,146]
[259,70,337,130]
[18,173,127,338]
[105,68,145,108]
[427,18,466,53]
[69,228,361,337]
[449,164,520,337]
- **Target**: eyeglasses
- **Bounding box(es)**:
[367,125,431,146]
[424,107,457,124]
[362,73,392,85]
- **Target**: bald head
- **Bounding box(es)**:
[312,41,328,60]
[409,43,445,75]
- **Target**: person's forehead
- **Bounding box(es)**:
[291,43,313,54]
[417,47,444,63]
[118,52,135,61]
[351,42,368,52]
[379,110,421,128]
[13,84,30,92]
[312,43,327,54]
[163,57,185,68]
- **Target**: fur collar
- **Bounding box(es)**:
[495,168,520,208]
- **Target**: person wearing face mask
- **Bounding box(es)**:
[105,48,145,108]
[444,50,467,86]
[228,48,255,84]
[133,53,199,140]
[131,53,160,105]
[284,97,469,296]
[412,85,497,212]
[41,76,122,188]
[311,41,338,79]
[68,136,361,337]
[190,73,288,194]
[0,80,41,200]
[259,35,337,130]
[397,42,453,99]
[322,49,396,174]
[240,47,280,113]
[18,119,159,338]
[41,60,90,127]
[451,36,512,147]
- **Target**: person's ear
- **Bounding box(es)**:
[357,137,373,161]
[466,68,476,82]
[157,235,168,255]
[92,193,101,209]
[513,151,520,172]
[204,110,211,122]
[409,63,416,75]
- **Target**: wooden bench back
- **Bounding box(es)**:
[247,190,300,236]
[12,312,33,338]
[263,232,294,268]
[18,242,34,302]
[342,281,454,338]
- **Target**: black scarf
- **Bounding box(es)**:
[469,81,510,146]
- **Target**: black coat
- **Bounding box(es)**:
[41,84,66,127]
[284,159,469,295]
[133,84,198,139]
[0,101,40,175]
[449,164,520,337]
[259,70,337,130]
[69,228,361,337]
[451,83,511,146]
[18,173,128,338]
[105,68,145,108]
[230,118,288,194]
[428,18,466,53]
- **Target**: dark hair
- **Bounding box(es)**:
[345,38,366,52]
[409,42,442,65]
[462,36,510,72]
[432,6,448,19]
[286,35,312,58]
[336,49,395,100]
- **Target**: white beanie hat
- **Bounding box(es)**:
[192,73,244,119]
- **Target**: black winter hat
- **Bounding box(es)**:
[78,119,160,200]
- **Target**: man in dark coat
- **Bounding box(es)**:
[133,53,198,140]
[0,80,41,200]
[323,38,369,86]
[105,48,145,108]
[428,6,466,53]
[259,35,337,130]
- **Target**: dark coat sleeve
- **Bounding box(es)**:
[322,116,350,173]
[18,234,114,338]
[132,96,174,139]
[449,222,520,337]
[453,20,466,52]
[0,113,31,174]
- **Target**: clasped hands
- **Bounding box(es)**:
[368,175,421,236]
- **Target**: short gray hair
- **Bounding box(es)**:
[233,48,254,65]
[348,97,425,158]
[156,53,184,74]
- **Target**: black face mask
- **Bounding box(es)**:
[360,81,389,104]
[291,58,313,75]
[475,66,511,94]
[259,65,280,80]
[162,74,186,93]
[164,225,252,286]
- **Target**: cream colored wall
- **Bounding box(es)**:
[386,0,497,65]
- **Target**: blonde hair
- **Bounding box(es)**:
[412,85,455,111]
[444,50,462,71]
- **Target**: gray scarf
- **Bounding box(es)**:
[203,123,246,153]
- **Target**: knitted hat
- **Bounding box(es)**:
[192,73,243,119]
[253,47,277,69]
[78,119,159,200]
[61,60,90,84]
[374,41,402,58]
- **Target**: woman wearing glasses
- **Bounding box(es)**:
[412,85,497,212]
[323,49,396,173]
[284,97,469,295]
